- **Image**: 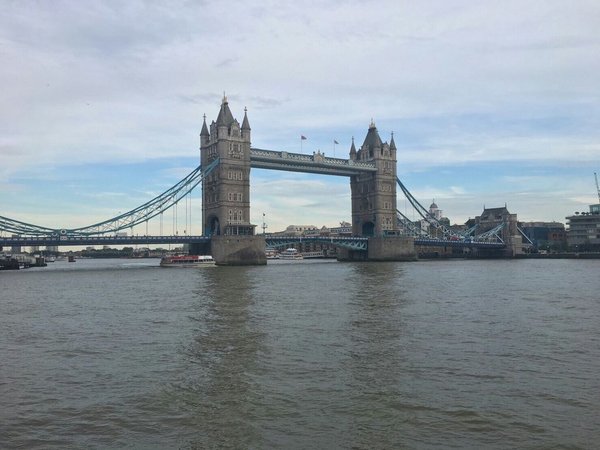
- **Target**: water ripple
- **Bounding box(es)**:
[1,258,599,449]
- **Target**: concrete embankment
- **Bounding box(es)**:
[516,252,600,259]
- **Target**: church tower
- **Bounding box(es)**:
[200,96,255,237]
[349,121,398,236]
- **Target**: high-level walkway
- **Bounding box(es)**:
[250,148,376,176]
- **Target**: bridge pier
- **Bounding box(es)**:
[336,248,368,261]
[337,236,417,262]
[210,235,266,266]
[367,236,417,261]
[188,241,211,256]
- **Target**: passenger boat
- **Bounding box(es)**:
[160,255,215,267]
[265,248,279,259]
[279,248,303,260]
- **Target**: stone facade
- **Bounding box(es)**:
[336,237,417,262]
[210,235,266,266]
[200,96,255,237]
[200,97,265,265]
[367,236,417,261]
[474,206,524,257]
[349,122,398,237]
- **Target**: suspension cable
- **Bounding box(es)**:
[0,158,219,237]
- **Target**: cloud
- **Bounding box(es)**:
[216,58,239,68]
[1,1,599,231]
[83,191,128,199]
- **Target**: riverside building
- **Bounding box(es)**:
[566,203,600,251]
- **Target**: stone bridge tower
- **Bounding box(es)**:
[200,95,255,237]
[341,121,415,261]
[349,121,398,236]
[199,96,265,265]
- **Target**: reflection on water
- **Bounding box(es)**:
[1,259,599,448]
[344,263,409,449]
[172,267,265,448]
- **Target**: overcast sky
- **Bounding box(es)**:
[1,0,599,234]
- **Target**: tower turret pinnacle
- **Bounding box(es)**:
[349,137,357,160]
[241,107,251,131]
[390,132,396,151]
[216,94,235,127]
[200,114,209,137]
[360,121,383,159]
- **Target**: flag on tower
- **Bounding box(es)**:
[301,135,307,140]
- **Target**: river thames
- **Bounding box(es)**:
[1,258,599,449]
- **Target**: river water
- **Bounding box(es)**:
[1,258,599,449]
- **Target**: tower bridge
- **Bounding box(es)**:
[198,96,414,264]
[0,95,512,264]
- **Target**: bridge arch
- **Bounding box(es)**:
[362,221,375,236]
[206,215,220,236]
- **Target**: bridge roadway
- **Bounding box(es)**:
[1,234,505,250]
[0,235,211,247]
[266,235,370,251]
[266,235,504,250]
[414,238,505,249]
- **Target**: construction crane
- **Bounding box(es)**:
[596,172,600,204]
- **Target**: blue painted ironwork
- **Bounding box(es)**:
[0,235,210,247]
[476,222,505,242]
[0,159,219,237]
[396,177,458,239]
[396,177,505,248]
[517,225,535,245]
[414,237,505,249]
[396,209,429,237]
[0,216,57,237]
[265,235,368,251]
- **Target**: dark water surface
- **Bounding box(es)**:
[1,258,599,449]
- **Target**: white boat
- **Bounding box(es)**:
[160,255,215,267]
[302,251,325,259]
[265,249,279,259]
[279,248,303,260]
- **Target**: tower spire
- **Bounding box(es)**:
[200,113,209,137]
[242,106,251,131]
[390,131,396,151]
